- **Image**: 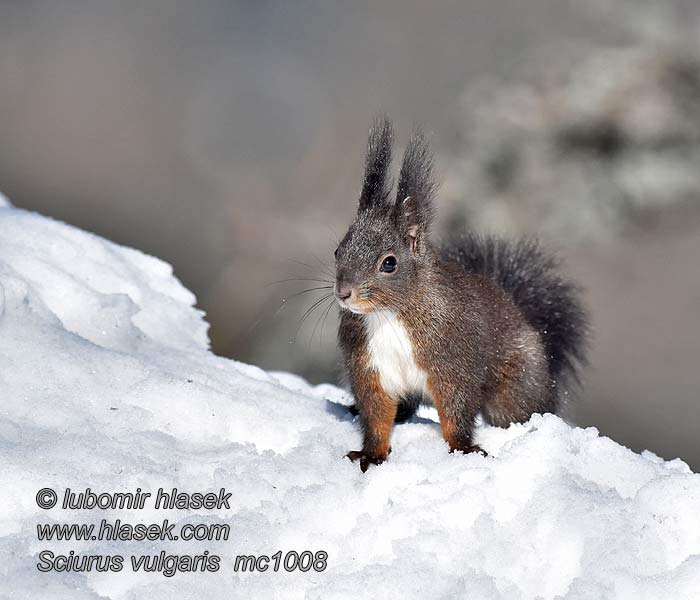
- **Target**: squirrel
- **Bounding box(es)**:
[335,118,589,472]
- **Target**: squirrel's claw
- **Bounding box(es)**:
[449,444,488,457]
[346,449,389,472]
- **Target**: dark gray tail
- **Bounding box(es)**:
[441,234,589,392]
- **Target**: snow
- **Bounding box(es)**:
[1,202,699,600]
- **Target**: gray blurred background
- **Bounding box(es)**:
[1,0,698,468]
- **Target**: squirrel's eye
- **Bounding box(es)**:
[334,247,339,259]
[380,255,397,273]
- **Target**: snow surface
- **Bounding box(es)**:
[1,202,699,600]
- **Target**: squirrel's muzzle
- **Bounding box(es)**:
[335,283,353,301]
[334,282,371,313]
[335,277,373,313]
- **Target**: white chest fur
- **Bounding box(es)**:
[364,310,428,400]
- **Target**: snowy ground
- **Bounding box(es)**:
[1,198,699,600]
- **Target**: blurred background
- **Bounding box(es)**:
[1,0,698,468]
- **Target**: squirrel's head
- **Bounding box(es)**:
[334,118,436,314]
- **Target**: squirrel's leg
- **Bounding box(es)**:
[394,393,420,423]
[346,394,418,423]
[482,336,554,427]
[346,370,398,472]
[428,379,486,456]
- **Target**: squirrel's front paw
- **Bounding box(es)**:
[346,449,390,472]
[449,444,488,457]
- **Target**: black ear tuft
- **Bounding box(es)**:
[395,129,437,249]
[359,116,394,210]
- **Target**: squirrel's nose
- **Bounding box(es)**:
[335,284,353,301]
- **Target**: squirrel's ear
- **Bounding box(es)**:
[395,129,436,254]
[398,195,420,253]
[359,117,394,211]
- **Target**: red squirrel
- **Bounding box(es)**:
[336,118,588,472]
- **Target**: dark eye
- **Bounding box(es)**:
[334,247,339,259]
[380,255,397,273]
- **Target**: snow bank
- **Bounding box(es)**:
[1,203,699,600]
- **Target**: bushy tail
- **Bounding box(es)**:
[441,234,589,392]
